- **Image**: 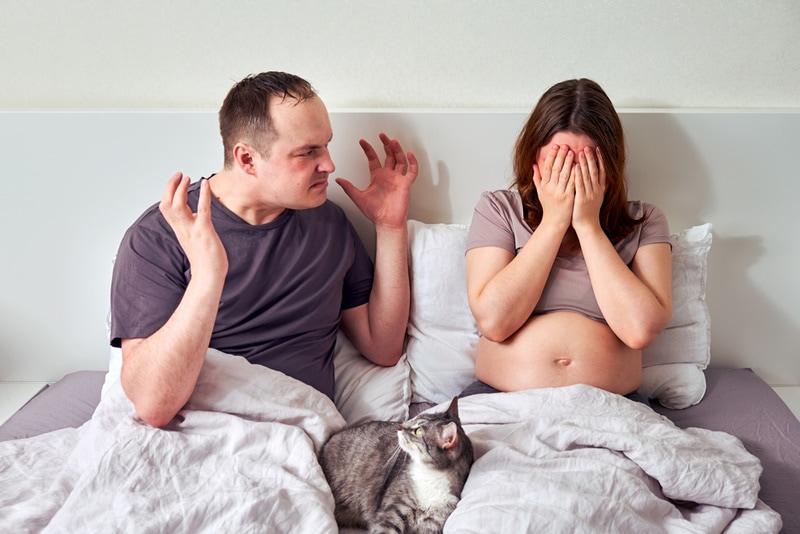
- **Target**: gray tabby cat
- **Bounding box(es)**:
[319,397,473,533]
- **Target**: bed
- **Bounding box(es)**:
[2,109,800,532]
[1,219,798,533]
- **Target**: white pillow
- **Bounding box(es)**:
[640,223,713,408]
[405,219,713,409]
[406,221,479,403]
[102,329,410,425]
[332,330,410,425]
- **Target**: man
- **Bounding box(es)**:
[110,72,417,428]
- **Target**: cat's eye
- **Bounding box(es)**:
[414,427,423,437]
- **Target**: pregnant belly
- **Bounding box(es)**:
[474,311,642,395]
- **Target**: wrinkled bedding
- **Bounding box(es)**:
[0,353,783,533]
[0,350,346,532]
[445,387,783,533]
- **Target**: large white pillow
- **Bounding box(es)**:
[405,219,713,409]
[406,221,479,404]
[331,330,410,425]
[102,329,410,425]
[639,223,712,408]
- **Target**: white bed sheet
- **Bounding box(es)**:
[0,353,783,533]
[0,350,345,532]
[443,386,782,533]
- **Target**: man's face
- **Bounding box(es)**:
[254,95,335,211]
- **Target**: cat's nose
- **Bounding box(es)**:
[396,424,403,431]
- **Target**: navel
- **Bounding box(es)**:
[555,358,572,367]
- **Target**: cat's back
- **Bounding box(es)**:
[321,420,397,456]
[319,420,404,528]
[318,421,400,484]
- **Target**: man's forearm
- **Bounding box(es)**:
[363,224,410,364]
[120,276,223,428]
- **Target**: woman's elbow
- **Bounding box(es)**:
[621,317,671,350]
[473,315,515,343]
[623,332,659,351]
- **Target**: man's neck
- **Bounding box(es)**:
[207,170,286,226]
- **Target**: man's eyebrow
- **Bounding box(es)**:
[296,133,333,151]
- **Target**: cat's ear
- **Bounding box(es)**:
[446,396,460,421]
[440,422,459,450]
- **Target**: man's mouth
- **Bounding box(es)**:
[310,177,329,191]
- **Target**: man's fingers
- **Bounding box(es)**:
[379,133,397,168]
[359,139,381,172]
[160,172,183,208]
[197,178,212,218]
[172,174,192,210]
[335,177,361,200]
[406,151,419,181]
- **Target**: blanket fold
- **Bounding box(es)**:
[443,385,782,533]
[0,356,782,533]
[0,350,345,533]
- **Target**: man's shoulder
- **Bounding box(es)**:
[122,200,171,238]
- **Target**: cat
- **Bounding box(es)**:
[318,396,474,534]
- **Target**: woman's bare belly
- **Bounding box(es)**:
[475,311,642,395]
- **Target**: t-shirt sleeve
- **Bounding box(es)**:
[109,220,187,347]
[341,222,374,310]
[466,191,518,253]
[639,203,671,246]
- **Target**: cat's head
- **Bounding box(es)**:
[397,397,473,470]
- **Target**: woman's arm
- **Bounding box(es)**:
[573,148,672,349]
[577,230,672,349]
[467,145,578,342]
[466,224,563,342]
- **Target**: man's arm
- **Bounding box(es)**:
[120,174,228,428]
[336,134,417,365]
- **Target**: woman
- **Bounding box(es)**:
[464,79,672,397]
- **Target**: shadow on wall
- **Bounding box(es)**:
[623,112,713,230]
[327,113,454,258]
[624,112,800,384]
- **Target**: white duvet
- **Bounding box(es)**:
[0,350,346,533]
[447,387,782,533]
[0,351,783,533]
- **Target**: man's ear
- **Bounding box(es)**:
[232,143,258,176]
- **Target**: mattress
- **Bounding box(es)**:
[2,367,798,532]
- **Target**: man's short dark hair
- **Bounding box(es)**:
[219,72,317,167]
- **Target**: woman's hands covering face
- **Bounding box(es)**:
[533,144,575,230]
[533,144,606,231]
[573,146,606,230]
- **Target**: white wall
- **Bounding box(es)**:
[1,2,799,385]
[0,1,798,110]
[1,110,799,388]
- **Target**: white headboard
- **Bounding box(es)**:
[1,110,798,386]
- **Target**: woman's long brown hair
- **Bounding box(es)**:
[513,79,643,243]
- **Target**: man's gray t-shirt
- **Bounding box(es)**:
[110,180,373,400]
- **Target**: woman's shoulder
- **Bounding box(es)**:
[627,200,662,216]
[481,189,521,202]
[627,200,668,223]
[626,200,670,244]
[477,189,523,213]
